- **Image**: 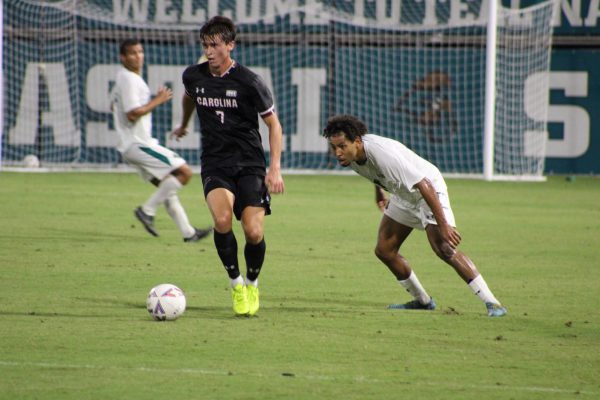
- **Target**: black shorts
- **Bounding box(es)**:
[201,168,271,220]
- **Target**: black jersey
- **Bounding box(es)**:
[182,61,274,173]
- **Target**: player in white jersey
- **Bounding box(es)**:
[323,115,506,317]
[111,39,211,242]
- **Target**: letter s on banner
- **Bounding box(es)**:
[525,71,590,158]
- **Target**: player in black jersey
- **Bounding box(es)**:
[172,16,284,316]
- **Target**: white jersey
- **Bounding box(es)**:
[111,66,155,152]
[350,134,446,207]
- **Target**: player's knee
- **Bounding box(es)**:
[173,165,193,185]
[213,214,233,232]
[434,242,456,262]
[244,226,264,244]
[374,243,394,263]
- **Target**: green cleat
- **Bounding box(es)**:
[246,285,260,316]
[231,284,249,316]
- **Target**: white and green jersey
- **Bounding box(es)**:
[350,134,446,207]
[111,66,155,153]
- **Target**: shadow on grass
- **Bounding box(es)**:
[0,295,467,321]
[79,296,237,320]
[0,310,131,319]
[267,294,389,309]
[0,228,134,242]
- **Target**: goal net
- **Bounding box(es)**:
[2,0,555,179]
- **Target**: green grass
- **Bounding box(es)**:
[1,172,599,399]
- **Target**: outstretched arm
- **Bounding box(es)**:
[414,178,461,248]
[171,94,196,140]
[263,113,285,194]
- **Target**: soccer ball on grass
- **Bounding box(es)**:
[146,283,186,321]
[23,154,40,168]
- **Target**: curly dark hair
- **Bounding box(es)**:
[322,115,368,141]
[200,16,236,43]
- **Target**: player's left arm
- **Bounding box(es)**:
[263,113,285,194]
[414,178,461,248]
[375,186,387,212]
[171,94,196,140]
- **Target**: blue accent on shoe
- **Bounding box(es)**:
[388,298,436,310]
[486,302,507,317]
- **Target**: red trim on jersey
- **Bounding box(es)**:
[259,105,275,118]
[213,60,236,77]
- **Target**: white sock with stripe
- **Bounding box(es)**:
[468,275,501,305]
[398,271,431,305]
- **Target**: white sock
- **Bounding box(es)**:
[468,275,501,305]
[230,275,244,288]
[398,271,431,305]
[142,175,181,216]
[245,278,258,288]
[164,195,195,238]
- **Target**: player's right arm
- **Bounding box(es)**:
[171,94,195,140]
[126,86,173,122]
[263,112,285,194]
[414,178,461,248]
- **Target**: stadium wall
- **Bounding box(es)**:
[2,0,600,174]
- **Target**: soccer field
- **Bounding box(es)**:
[1,172,598,399]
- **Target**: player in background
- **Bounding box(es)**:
[171,16,284,316]
[322,115,506,317]
[111,39,212,243]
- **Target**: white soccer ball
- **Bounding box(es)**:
[23,154,40,168]
[146,283,186,321]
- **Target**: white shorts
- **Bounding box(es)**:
[384,191,456,230]
[122,141,186,182]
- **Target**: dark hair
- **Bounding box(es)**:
[322,115,368,141]
[119,38,141,55]
[200,16,236,43]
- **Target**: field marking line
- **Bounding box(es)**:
[0,360,594,395]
